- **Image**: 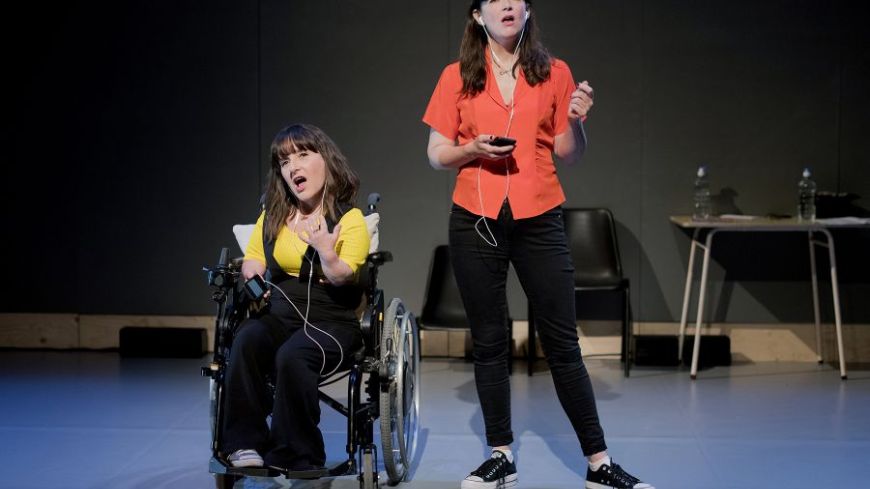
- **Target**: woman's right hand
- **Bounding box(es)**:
[427,129,514,170]
[467,134,515,161]
[241,259,265,281]
[240,259,271,299]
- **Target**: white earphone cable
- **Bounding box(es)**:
[475,19,526,247]
[266,190,344,377]
[265,270,345,377]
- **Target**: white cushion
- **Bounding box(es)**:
[364,212,380,254]
[232,224,256,254]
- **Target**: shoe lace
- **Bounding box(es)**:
[604,463,640,487]
[471,455,508,479]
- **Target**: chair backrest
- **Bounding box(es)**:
[419,245,468,329]
[232,224,256,254]
[563,208,623,287]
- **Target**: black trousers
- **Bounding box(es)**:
[221,314,362,469]
[449,202,607,456]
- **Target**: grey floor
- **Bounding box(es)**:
[1,351,869,489]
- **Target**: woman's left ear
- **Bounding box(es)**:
[472,10,484,26]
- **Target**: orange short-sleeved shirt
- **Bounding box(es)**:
[423,55,576,219]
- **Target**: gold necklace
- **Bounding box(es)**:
[491,55,516,77]
[489,39,519,77]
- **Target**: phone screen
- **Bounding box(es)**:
[244,275,267,301]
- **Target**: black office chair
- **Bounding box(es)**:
[527,208,633,377]
[419,245,513,372]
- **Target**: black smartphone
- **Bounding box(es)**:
[244,275,267,301]
[489,136,516,147]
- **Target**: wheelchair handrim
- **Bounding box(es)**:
[396,311,420,466]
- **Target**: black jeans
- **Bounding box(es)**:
[449,202,607,456]
[221,314,362,469]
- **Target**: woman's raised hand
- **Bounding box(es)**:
[298,215,340,255]
[568,80,594,121]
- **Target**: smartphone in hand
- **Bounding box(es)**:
[244,275,267,301]
[489,136,516,147]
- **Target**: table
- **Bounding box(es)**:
[671,215,870,380]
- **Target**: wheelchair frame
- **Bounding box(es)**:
[201,205,420,489]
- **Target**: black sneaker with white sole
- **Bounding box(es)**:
[461,451,518,489]
[585,460,653,489]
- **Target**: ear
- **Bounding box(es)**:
[525,10,530,20]
[472,11,485,26]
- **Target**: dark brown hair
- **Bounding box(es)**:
[460,0,552,97]
[263,124,359,241]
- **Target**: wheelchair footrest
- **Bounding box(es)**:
[209,456,279,478]
[277,458,356,480]
[283,467,330,480]
[326,459,356,477]
[209,456,357,481]
[282,459,356,479]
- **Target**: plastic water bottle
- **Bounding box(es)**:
[692,166,712,220]
[797,168,816,221]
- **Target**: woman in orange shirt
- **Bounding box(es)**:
[423,2,653,489]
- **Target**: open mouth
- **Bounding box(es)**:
[501,14,516,25]
[292,175,307,192]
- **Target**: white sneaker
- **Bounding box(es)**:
[228,449,264,467]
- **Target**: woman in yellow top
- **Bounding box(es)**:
[221,124,370,471]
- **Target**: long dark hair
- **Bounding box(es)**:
[460,0,552,97]
[263,124,359,241]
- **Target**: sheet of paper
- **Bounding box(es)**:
[815,217,870,225]
[719,214,760,220]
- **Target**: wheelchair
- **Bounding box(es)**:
[201,197,421,489]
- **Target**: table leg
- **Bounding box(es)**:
[691,231,715,380]
[821,230,847,379]
[678,229,700,362]
[808,231,823,363]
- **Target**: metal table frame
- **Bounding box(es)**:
[671,216,868,380]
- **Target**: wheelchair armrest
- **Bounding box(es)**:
[358,252,391,297]
[367,251,393,267]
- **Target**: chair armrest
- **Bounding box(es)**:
[367,251,393,267]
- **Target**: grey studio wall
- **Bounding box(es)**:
[3,1,868,329]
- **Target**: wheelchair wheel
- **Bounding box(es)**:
[379,298,421,485]
[209,378,218,439]
[361,448,378,489]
